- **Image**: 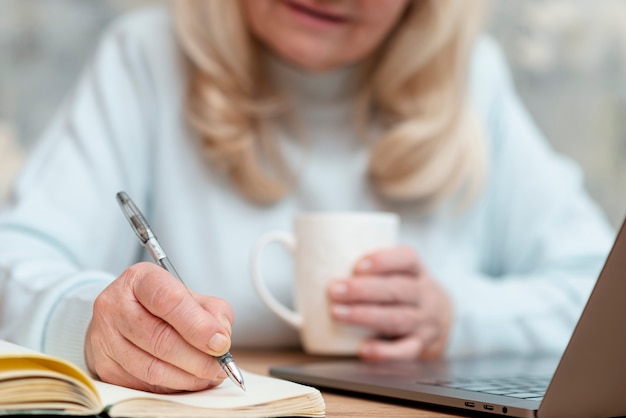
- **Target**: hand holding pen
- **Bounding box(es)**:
[83,192,244,393]
[116,191,245,391]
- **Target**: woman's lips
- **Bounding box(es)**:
[283,0,350,26]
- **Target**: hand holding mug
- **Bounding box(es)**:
[251,212,398,355]
[328,246,453,361]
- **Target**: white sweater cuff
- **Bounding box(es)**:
[42,275,111,371]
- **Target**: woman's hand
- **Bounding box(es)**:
[327,246,453,361]
[85,262,234,393]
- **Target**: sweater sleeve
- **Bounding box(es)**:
[442,38,616,357]
[0,12,162,369]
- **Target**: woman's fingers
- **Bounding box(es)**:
[130,263,234,356]
[359,334,427,362]
[326,245,453,361]
[354,245,422,275]
[86,262,234,392]
[90,330,223,393]
[328,275,420,305]
[113,300,226,382]
[330,302,422,336]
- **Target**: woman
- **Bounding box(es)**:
[0,0,613,394]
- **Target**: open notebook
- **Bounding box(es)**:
[0,340,324,417]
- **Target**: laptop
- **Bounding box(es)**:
[270,217,626,418]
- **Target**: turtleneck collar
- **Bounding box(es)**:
[264,51,360,105]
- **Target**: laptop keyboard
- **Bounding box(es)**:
[418,375,550,400]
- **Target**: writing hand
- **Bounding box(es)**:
[327,246,452,361]
[85,262,234,393]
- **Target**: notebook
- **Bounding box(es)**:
[270,217,626,418]
[0,340,324,417]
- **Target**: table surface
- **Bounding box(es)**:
[232,349,466,418]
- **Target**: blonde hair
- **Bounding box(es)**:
[173,0,488,206]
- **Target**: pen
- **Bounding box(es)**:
[116,191,246,392]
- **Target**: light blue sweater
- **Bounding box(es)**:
[0,7,615,370]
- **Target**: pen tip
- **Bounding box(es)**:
[240,383,247,392]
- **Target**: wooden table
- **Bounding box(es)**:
[232,349,465,418]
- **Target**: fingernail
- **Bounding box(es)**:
[331,304,351,318]
[219,315,232,336]
[356,258,372,273]
[330,282,348,297]
[209,333,229,353]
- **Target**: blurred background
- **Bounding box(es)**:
[1,0,625,226]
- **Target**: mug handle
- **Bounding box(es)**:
[251,231,303,329]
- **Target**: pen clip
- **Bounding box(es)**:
[116,191,154,244]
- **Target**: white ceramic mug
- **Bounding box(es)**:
[251,212,399,355]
